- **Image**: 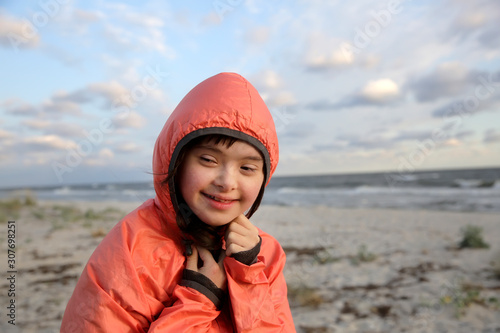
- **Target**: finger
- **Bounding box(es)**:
[226,221,247,236]
[231,214,255,229]
[197,246,216,266]
[230,216,259,239]
[226,243,245,257]
[225,221,258,244]
[225,230,245,250]
[226,222,259,247]
[218,251,227,268]
[185,245,198,271]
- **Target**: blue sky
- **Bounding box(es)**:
[1,0,499,188]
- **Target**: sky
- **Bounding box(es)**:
[0,0,499,188]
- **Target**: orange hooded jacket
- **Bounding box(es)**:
[61,73,296,332]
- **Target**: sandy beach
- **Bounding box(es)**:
[0,199,499,332]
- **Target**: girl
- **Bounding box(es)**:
[61,72,296,332]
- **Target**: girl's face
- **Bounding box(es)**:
[178,139,265,227]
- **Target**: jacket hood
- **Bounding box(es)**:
[152,72,279,220]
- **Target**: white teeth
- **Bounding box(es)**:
[206,194,231,203]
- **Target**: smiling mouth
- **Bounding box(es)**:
[203,193,236,203]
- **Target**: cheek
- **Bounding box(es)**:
[179,175,194,201]
[242,177,264,204]
[179,164,206,200]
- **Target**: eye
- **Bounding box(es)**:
[241,165,258,173]
[199,155,217,165]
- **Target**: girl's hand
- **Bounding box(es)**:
[225,214,260,257]
[186,245,227,290]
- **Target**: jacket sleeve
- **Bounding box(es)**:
[148,284,227,332]
[149,270,231,332]
[60,218,228,333]
[224,232,296,332]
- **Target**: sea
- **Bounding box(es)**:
[1,167,500,213]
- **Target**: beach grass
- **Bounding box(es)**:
[0,193,38,221]
[287,284,326,308]
[349,244,378,266]
[0,196,127,234]
[440,281,497,318]
[492,251,500,280]
[458,225,490,249]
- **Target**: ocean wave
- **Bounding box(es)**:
[452,179,497,188]
[275,184,500,196]
[53,186,72,195]
[264,183,500,212]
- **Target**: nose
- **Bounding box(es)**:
[214,166,237,191]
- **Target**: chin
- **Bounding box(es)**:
[199,213,238,227]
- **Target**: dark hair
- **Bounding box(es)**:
[163,134,266,251]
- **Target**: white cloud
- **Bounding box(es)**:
[22,119,85,138]
[360,79,400,103]
[21,154,55,166]
[87,81,131,105]
[53,80,132,109]
[21,135,76,151]
[329,78,402,108]
[432,62,470,82]
[98,5,176,59]
[112,111,146,129]
[137,33,176,59]
[201,12,221,27]
[305,48,354,69]
[74,9,103,23]
[103,23,132,49]
[262,70,282,89]
[484,129,500,143]
[115,142,143,153]
[265,91,297,107]
[305,42,354,70]
[22,119,51,129]
[4,81,134,119]
[4,100,39,116]
[0,11,40,49]
[0,129,14,140]
[445,0,500,49]
[85,148,115,166]
[4,97,82,117]
[252,69,283,91]
[122,12,164,29]
[245,26,269,45]
[55,8,104,36]
[441,138,462,147]
[42,100,81,115]
[456,12,486,29]
[303,33,355,70]
[98,148,114,159]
